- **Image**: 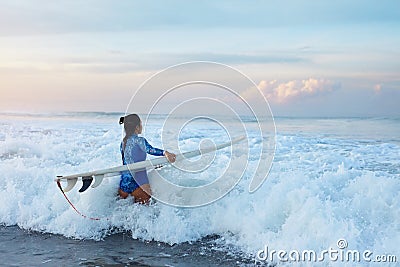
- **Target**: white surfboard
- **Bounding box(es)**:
[56,135,245,193]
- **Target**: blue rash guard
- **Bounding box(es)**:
[119,134,164,193]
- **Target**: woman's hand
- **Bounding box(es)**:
[164,151,176,163]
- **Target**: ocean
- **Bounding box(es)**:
[0,112,399,266]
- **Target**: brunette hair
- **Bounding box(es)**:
[119,114,141,149]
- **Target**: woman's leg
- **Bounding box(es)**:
[118,188,129,199]
[131,184,152,204]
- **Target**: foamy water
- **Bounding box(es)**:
[0,113,399,266]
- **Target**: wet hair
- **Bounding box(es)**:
[119,114,141,149]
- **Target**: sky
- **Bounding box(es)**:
[0,0,399,117]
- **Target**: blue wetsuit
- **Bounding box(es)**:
[120,134,164,193]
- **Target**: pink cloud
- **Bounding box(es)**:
[373,84,382,94]
[253,78,340,103]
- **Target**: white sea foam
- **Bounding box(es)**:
[0,113,399,265]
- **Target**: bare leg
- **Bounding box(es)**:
[132,184,152,204]
[118,188,129,199]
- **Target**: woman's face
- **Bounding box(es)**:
[135,121,142,134]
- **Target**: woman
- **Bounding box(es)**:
[119,114,176,204]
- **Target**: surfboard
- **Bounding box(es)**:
[56,135,245,193]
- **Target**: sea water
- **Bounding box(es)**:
[0,112,399,266]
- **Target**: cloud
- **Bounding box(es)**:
[373,84,382,94]
[0,51,306,75]
[243,78,341,103]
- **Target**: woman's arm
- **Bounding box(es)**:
[139,137,176,162]
[141,138,164,156]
